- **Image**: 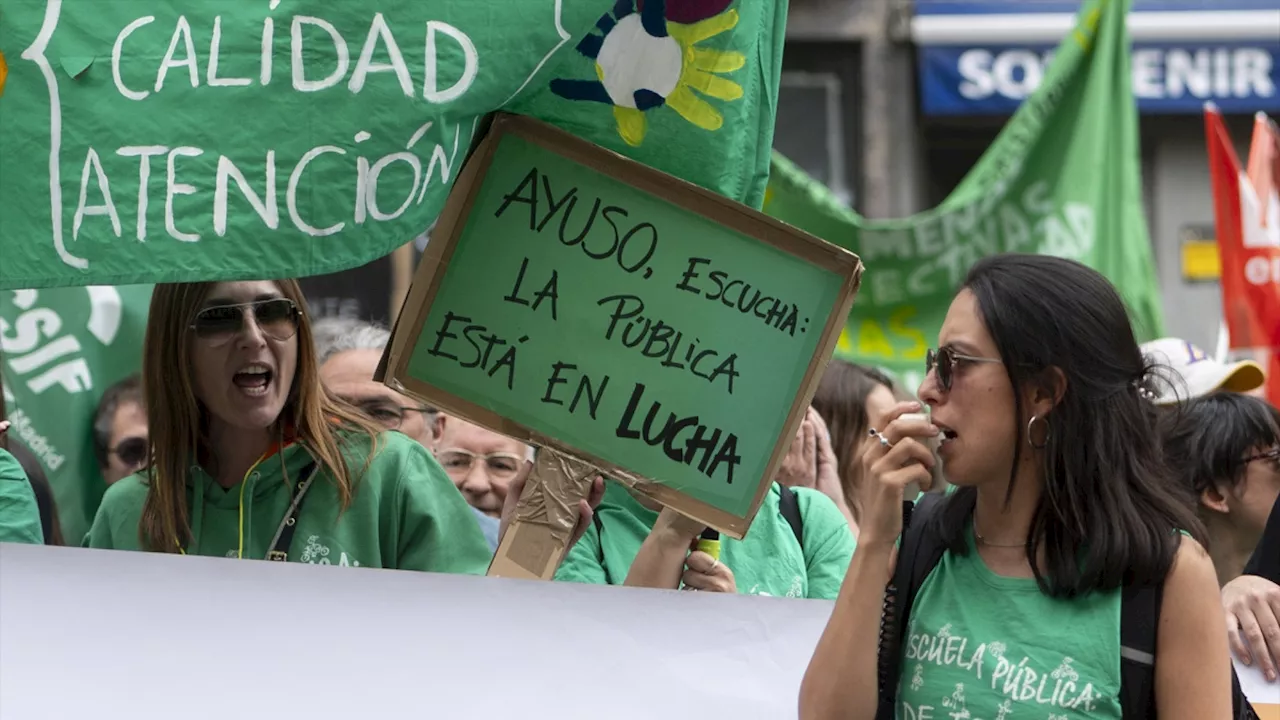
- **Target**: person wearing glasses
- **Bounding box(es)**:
[315,318,501,550]
[801,255,1232,720]
[1160,392,1280,587]
[435,417,531,519]
[92,374,149,486]
[1160,391,1280,686]
[85,280,493,573]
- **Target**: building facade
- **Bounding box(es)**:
[777,0,1280,350]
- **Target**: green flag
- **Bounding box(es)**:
[763,0,1163,390]
[2,284,152,543]
[508,0,786,207]
[0,1,615,290]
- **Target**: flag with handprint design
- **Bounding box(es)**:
[509,0,785,208]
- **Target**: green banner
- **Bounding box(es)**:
[2,285,152,544]
[508,0,786,209]
[762,0,1163,389]
[0,0,616,290]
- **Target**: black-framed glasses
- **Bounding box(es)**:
[1245,447,1280,468]
[191,299,299,346]
[109,436,149,468]
[350,398,432,431]
[435,448,524,479]
[926,347,1002,391]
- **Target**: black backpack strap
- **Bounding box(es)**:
[779,484,804,550]
[592,511,613,585]
[1119,583,1160,719]
[875,493,949,720]
[1121,577,1262,720]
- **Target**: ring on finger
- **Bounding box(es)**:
[868,428,894,450]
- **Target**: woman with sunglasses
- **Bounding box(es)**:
[800,255,1232,719]
[86,280,493,572]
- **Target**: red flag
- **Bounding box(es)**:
[1206,106,1280,406]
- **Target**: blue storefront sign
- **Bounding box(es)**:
[913,0,1280,116]
[920,42,1280,115]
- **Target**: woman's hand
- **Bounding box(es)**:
[682,547,737,593]
[626,507,713,590]
[809,409,859,534]
[1222,574,1280,681]
[0,420,10,436]
[775,410,818,489]
[650,505,703,540]
[856,401,938,550]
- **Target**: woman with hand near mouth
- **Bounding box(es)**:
[86,280,493,572]
[800,255,1233,720]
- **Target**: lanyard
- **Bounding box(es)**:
[264,462,319,562]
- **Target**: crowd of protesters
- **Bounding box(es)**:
[1,254,1276,718]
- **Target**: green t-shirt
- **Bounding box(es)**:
[896,524,1123,720]
[555,480,855,599]
[86,430,492,573]
[0,448,44,544]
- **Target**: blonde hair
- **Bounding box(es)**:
[138,280,381,552]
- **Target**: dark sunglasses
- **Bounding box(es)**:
[110,436,149,468]
[191,298,299,346]
[926,347,1002,391]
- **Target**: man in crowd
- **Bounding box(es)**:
[314,318,524,551]
[435,416,531,521]
[93,375,148,486]
[314,320,442,451]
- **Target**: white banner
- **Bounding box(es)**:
[0,544,832,719]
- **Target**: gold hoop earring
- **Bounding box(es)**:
[1026,415,1050,450]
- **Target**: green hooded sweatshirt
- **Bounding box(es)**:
[87,429,491,573]
[0,448,44,545]
[556,480,855,599]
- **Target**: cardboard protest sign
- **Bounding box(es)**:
[381,114,861,565]
[762,0,1164,390]
[0,0,618,290]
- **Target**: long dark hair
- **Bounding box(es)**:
[934,254,1206,597]
[812,360,894,518]
[1160,391,1280,504]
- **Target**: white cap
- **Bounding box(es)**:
[1140,337,1266,405]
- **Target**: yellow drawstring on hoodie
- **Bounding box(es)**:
[178,456,270,558]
